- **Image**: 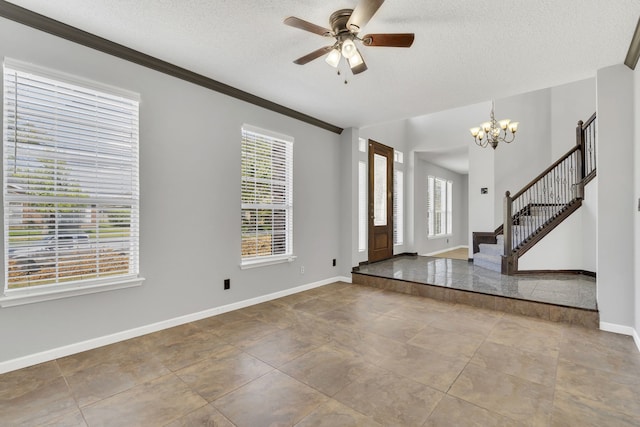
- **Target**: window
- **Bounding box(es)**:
[427,176,453,237]
[3,59,140,303]
[358,137,367,153]
[241,125,293,267]
[394,150,404,164]
[393,170,403,245]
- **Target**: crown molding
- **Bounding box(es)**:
[0,1,343,134]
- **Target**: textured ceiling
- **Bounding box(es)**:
[5,0,640,129]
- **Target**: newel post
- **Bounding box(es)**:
[503,191,513,256]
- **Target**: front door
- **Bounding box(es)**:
[368,139,394,263]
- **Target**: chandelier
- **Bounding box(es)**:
[469,101,519,149]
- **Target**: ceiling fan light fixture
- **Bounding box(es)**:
[341,39,357,58]
[348,49,364,68]
[325,48,341,67]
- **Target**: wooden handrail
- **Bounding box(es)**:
[510,146,580,200]
[582,112,596,130]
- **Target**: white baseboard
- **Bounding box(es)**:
[422,245,468,257]
[599,322,640,352]
[0,276,351,374]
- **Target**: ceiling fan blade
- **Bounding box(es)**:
[293,46,334,65]
[348,55,368,75]
[284,16,332,36]
[347,0,385,32]
[362,33,415,47]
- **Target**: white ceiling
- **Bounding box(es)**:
[416,147,469,176]
[5,0,640,130]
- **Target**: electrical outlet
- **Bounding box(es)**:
[300,266,305,274]
[224,279,230,290]
[332,258,336,267]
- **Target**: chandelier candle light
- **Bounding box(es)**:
[470,101,519,149]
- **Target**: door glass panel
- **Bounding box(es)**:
[373,153,387,226]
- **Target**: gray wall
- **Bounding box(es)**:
[493,89,553,226]
[596,64,635,328]
[0,18,343,364]
[635,66,640,343]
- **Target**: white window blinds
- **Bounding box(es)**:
[393,170,403,245]
[3,61,140,290]
[427,176,452,237]
[241,126,293,263]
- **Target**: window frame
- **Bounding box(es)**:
[240,124,294,269]
[1,59,143,307]
[427,175,453,239]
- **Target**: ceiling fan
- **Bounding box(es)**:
[284,0,414,75]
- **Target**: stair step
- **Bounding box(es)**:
[478,242,504,256]
[473,252,502,273]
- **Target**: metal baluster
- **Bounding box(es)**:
[560,160,567,205]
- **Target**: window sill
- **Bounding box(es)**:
[427,234,452,240]
[0,275,145,308]
[240,255,297,270]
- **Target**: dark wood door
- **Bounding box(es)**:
[368,139,394,263]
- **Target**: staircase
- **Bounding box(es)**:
[473,113,597,274]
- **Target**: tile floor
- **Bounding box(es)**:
[1,282,639,426]
[355,255,597,310]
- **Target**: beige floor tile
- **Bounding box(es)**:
[57,336,149,376]
[238,301,310,328]
[0,376,79,426]
[213,370,327,427]
[363,313,427,342]
[471,341,558,387]
[242,327,324,367]
[0,361,62,400]
[64,350,170,407]
[371,341,469,392]
[486,317,563,358]
[212,317,282,348]
[333,366,443,427]
[562,325,638,354]
[40,409,88,427]
[555,360,640,418]
[448,363,554,426]
[291,296,348,315]
[271,291,318,308]
[318,304,383,330]
[81,374,207,427]
[430,304,503,335]
[551,390,640,427]
[176,346,273,402]
[280,345,379,396]
[424,395,518,427]
[164,403,235,427]
[344,292,409,315]
[141,324,230,371]
[295,398,383,427]
[408,324,486,359]
[385,300,455,324]
[559,336,640,377]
